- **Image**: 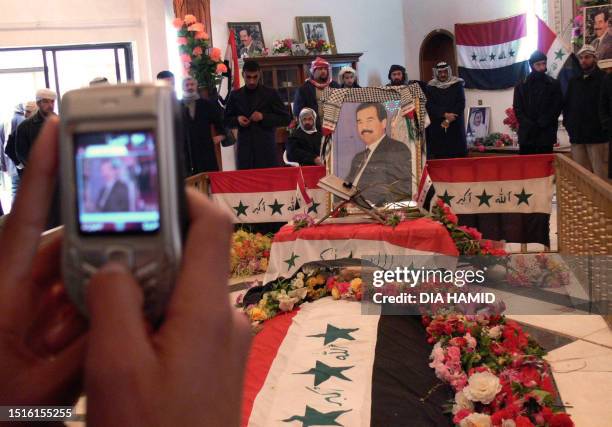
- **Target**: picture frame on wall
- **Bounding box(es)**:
[466,106,491,139]
[583,4,612,58]
[227,22,266,58]
[295,16,337,54]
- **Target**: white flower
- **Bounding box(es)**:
[288,287,308,300]
[452,391,474,415]
[487,325,502,339]
[464,332,477,349]
[459,413,492,427]
[462,371,502,404]
[501,420,516,427]
[278,295,298,312]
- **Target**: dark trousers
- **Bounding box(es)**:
[519,145,553,155]
[237,138,279,170]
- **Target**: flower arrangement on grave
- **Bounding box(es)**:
[173,15,227,90]
[230,229,272,278]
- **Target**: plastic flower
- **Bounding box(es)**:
[195,31,209,40]
[192,46,203,56]
[452,390,475,415]
[462,371,502,404]
[172,18,184,29]
[459,413,492,427]
[188,22,205,33]
[184,14,197,25]
[210,47,222,61]
[216,63,228,74]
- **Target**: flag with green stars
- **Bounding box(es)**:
[208,166,326,223]
[422,154,555,246]
[240,298,453,426]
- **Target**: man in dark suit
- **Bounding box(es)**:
[346,103,412,205]
[96,160,130,212]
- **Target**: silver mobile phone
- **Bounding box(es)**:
[60,83,187,322]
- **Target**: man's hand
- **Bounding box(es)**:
[0,117,87,406]
[314,156,323,166]
[250,111,264,123]
[444,113,458,123]
[238,116,251,127]
[213,135,226,145]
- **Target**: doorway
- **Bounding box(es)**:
[419,30,456,82]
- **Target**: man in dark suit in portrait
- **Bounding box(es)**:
[96,159,130,212]
[346,103,412,206]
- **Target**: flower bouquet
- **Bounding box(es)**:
[173,15,227,90]
[305,39,334,54]
[272,38,295,56]
[230,229,272,278]
[473,133,514,152]
[503,108,519,133]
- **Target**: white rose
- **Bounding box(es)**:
[288,287,308,300]
[452,391,474,415]
[293,278,305,288]
[501,420,516,427]
[459,413,492,427]
[487,326,502,339]
[278,296,298,312]
[462,371,502,404]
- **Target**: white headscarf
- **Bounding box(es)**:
[298,108,318,134]
[428,62,464,89]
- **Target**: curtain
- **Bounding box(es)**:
[173,0,212,43]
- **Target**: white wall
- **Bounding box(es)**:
[209,0,406,86]
[0,0,172,82]
[403,0,536,134]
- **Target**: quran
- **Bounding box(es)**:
[317,174,358,201]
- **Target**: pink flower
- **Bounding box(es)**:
[180,53,192,63]
[188,23,205,33]
[192,46,203,56]
[184,14,197,25]
[464,332,477,349]
[477,145,485,152]
[336,282,350,294]
[177,37,188,45]
[210,47,222,62]
[195,31,209,40]
[216,63,228,74]
[172,18,184,29]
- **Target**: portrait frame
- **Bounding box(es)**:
[320,86,428,210]
[227,22,266,58]
[583,5,612,48]
[295,16,338,54]
[466,106,491,140]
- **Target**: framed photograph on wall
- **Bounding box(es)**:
[227,22,266,58]
[583,5,612,57]
[466,106,491,139]
[295,16,337,54]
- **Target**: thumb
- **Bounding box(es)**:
[86,263,151,357]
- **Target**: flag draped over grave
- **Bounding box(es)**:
[456,14,531,90]
[208,166,327,223]
[417,155,555,246]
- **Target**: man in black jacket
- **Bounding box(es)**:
[563,44,609,178]
[286,108,322,166]
[292,57,340,122]
[513,51,563,154]
[598,57,612,179]
[15,89,56,166]
[225,61,291,169]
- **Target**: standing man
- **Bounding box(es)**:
[225,60,291,170]
[598,57,612,179]
[181,76,225,174]
[156,70,175,89]
[15,89,56,167]
[346,103,412,205]
[425,62,467,159]
[387,64,407,86]
[293,57,340,122]
[513,51,563,155]
[286,108,323,166]
[238,28,263,58]
[338,66,360,88]
[563,45,608,178]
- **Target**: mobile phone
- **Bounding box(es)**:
[60,83,188,322]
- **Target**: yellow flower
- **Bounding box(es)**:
[249,307,267,322]
[314,274,326,285]
[350,278,362,292]
[331,287,341,300]
[306,277,318,288]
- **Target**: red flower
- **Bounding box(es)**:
[518,366,541,388]
[192,46,203,56]
[449,337,467,348]
[210,47,222,62]
[452,409,472,425]
[515,416,535,427]
[549,413,574,427]
[216,63,228,74]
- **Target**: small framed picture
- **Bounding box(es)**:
[295,16,337,54]
[291,42,307,56]
[466,106,491,139]
[227,22,265,58]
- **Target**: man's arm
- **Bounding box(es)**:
[562,80,573,131]
[424,87,446,120]
[15,121,31,166]
[260,90,291,128]
[450,84,466,117]
[224,91,241,129]
[513,84,535,129]
[286,134,317,165]
[538,80,563,128]
[387,145,412,199]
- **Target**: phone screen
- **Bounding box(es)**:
[74,130,160,234]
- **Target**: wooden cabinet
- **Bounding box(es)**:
[247,53,362,163]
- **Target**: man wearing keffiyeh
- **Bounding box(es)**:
[293,57,340,124]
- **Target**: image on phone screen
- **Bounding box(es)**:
[74,130,160,234]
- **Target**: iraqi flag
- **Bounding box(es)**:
[456,14,530,90]
[240,298,454,427]
[208,166,327,223]
[424,154,555,246]
[537,16,580,93]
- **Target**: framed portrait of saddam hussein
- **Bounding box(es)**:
[320,85,427,207]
